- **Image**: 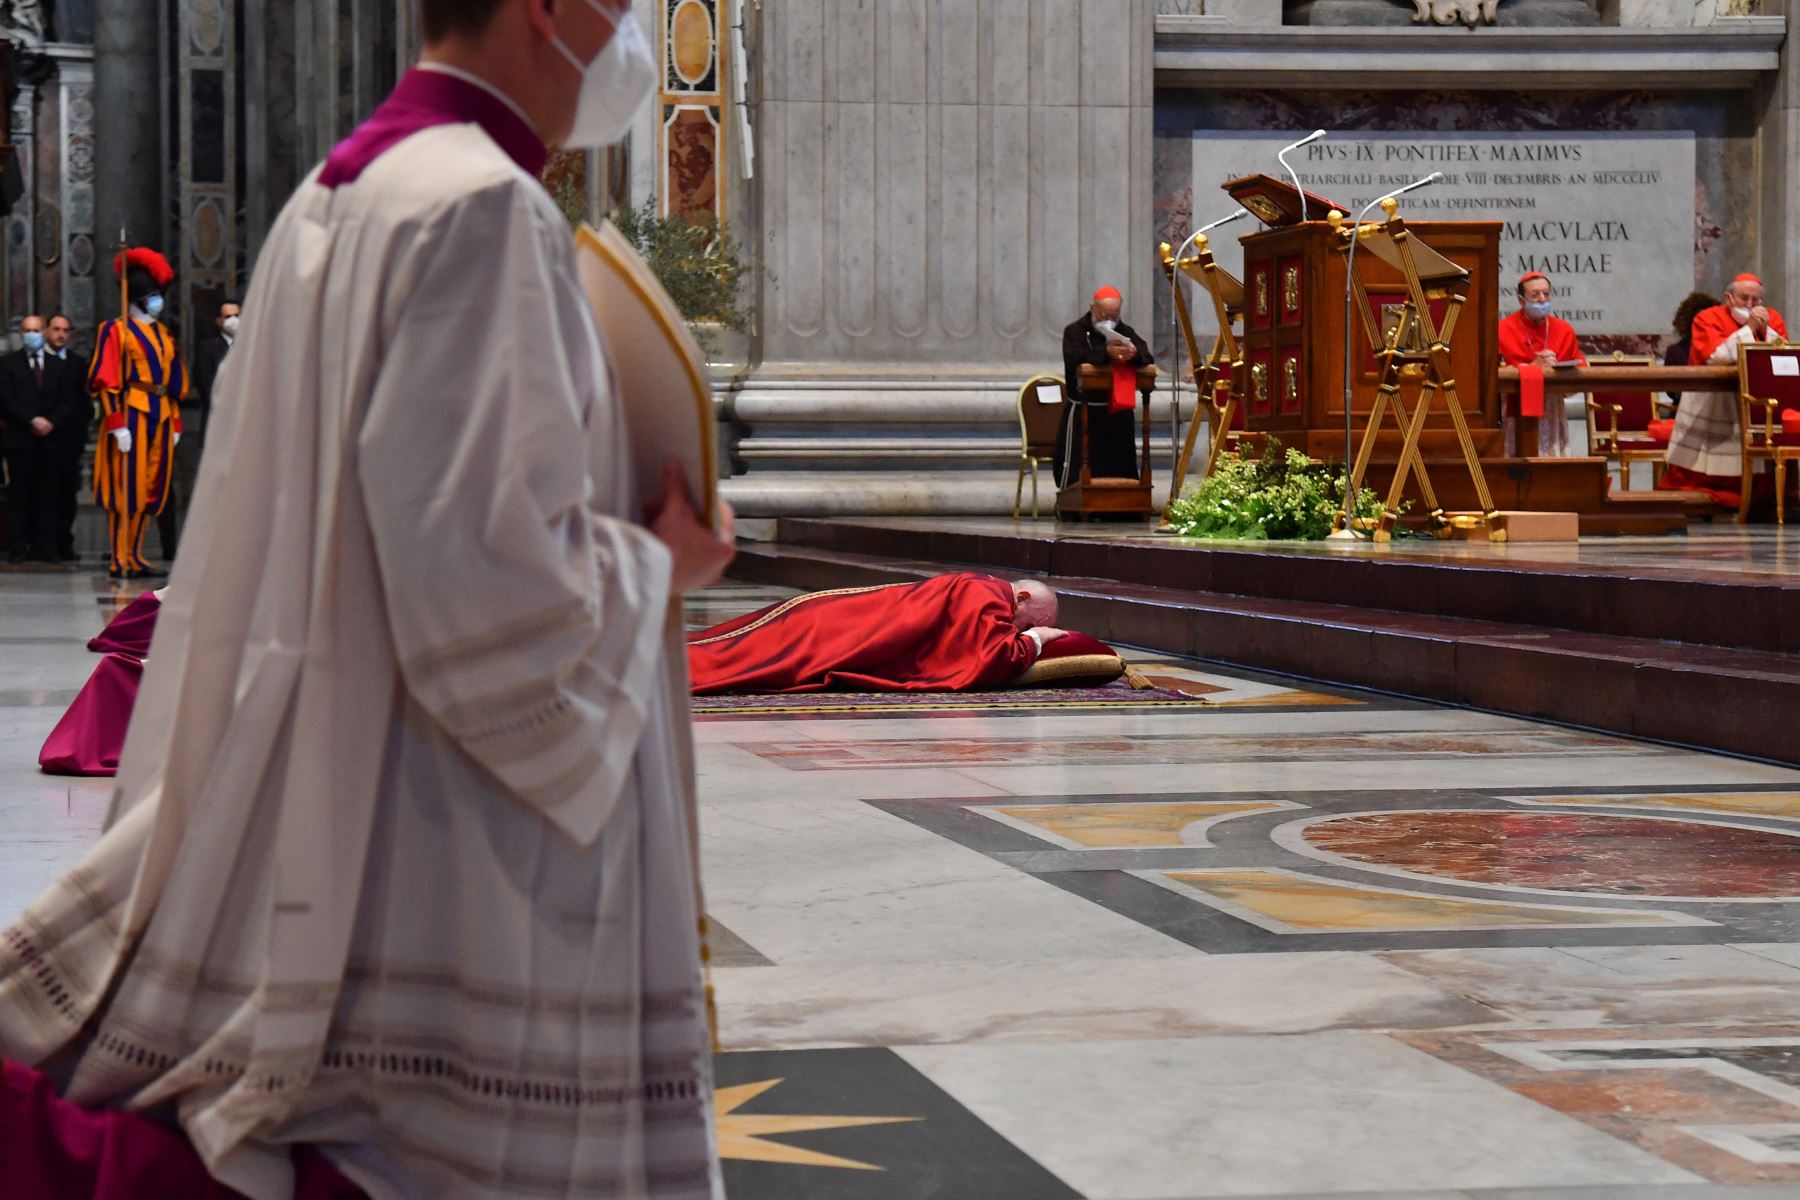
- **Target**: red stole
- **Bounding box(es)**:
[1110,362,1138,414]
[1498,310,1585,419]
[688,573,1038,694]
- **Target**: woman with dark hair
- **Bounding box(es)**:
[1663,291,1717,406]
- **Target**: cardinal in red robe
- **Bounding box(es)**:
[689,573,1062,693]
[1497,271,1587,457]
[1659,272,1790,506]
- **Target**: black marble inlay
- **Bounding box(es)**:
[1546,1043,1800,1088]
[872,787,1800,955]
[191,69,227,184]
[714,1047,1079,1200]
[707,916,773,968]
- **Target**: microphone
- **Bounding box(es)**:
[1167,206,1254,483]
[1276,131,1327,223]
[1334,170,1445,538]
[1373,170,1444,207]
[1193,206,1252,240]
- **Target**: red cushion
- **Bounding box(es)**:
[1784,408,1800,436]
[1011,630,1127,688]
[1647,418,1675,444]
[1037,631,1115,660]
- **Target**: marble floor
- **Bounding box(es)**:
[7,567,1800,1198]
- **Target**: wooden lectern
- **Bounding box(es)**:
[1225,175,1502,465]
[1058,364,1158,519]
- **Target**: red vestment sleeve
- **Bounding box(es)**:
[1687,306,1786,364]
[687,574,1039,694]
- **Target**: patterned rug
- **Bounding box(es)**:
[692,680,1272,718]
[690,681,1214,717]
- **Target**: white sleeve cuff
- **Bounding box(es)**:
[1024,628,1047,657]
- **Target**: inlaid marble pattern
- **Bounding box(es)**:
[10,573,1800,1196]
[1398,1027,1800,1185]
[1300,811,1800,900]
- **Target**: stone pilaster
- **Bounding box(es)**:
[54,53,95,354]
[1759,0,1800,305]
[6,79,36,333]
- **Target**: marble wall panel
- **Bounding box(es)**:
[884,0,927,104]
[832,101,877,336]
[882,101,929,337]
[755,0,1156,365]
[1154,87,1759,358]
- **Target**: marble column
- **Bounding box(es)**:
[719,0,1160,516]
[6,80,37,333]
[93,0,161,316]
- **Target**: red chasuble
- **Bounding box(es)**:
[1497,311,1586,418]
[689,573,1039,694]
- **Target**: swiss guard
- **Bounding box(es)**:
[88,247,187,579]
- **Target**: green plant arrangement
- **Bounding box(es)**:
[1164,441,1389,540]
[608,200,754,354]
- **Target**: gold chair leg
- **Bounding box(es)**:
[1014,460,1026,521]
[1739,458,1754,525]
[1032,459,1041,520]
[1779,459,1789,526]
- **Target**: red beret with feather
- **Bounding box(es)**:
[113,247,175,287]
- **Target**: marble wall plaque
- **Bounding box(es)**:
[1188,130,1695,334]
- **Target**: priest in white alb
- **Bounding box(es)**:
[0,2,735,1198]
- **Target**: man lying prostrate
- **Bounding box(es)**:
[689,574,1068,694]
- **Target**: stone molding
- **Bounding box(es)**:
[1155,16,1786,86]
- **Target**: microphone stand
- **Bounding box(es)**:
[1277,130,1326,224]
[1168,207,1251,487]
[1332,172,1444,539]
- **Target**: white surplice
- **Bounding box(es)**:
[1667,322,1763,477]
[0,118,717,1199]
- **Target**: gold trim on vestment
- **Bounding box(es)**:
[686,582,906,647]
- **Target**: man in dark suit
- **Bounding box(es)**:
[44,313,88,560]
[1059,285,1153,484]
[1,315,88,563]
[157,298,238,560]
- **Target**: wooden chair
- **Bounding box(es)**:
[1015,373,1068,520]
[1737,344,1800,525]
[1584,351,1672,490]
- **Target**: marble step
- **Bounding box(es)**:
[722,540,1800,768]
[770,516,1798,655]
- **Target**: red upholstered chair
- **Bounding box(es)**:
[1584,352,1671,490]
[1737,344,1800,525]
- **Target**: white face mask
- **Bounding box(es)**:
[551,5,656,150]
[1731,305,1752,325]
[223,315,239,337]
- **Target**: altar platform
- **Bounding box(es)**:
[727,516,1800,766]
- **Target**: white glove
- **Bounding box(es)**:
[172,431,181,448]
[110,427,133,454]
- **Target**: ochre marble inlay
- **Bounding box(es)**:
[990,801,1282,848]
[715,1078,920,1171]
[1303,811,1800,898]
[1521,793,1800,821]
[1162,869,1697,932]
